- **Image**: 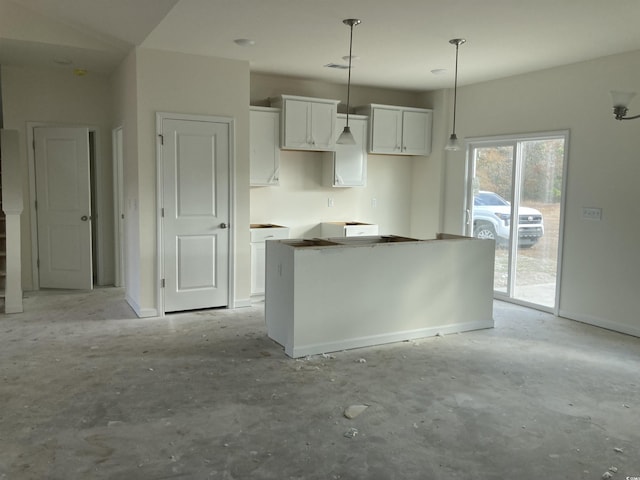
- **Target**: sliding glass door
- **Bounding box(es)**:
[467,132,567,311]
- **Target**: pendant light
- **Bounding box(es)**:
[336,18,361,145]
[445,38,466,151]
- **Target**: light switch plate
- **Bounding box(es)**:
[582,207,602,221]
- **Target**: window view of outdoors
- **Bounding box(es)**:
[472,137,565,308]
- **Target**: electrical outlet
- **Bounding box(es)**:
[371,197,377,209]
[582,207,602,221]
[328,197,334,207]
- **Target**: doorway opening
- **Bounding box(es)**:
[467,131,568,313]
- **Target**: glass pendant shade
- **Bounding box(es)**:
[337,125,356,145]
[610,90,636,108]
[444,133,461,151]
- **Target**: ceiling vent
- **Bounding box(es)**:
[324,63,349,70]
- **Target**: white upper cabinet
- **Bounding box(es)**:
[356,104,433,156]
[250,107,280,186]
[271,95,340,151]
[323,114,367,187]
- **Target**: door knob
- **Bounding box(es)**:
[81,215,89,221]
[220,222,228,229]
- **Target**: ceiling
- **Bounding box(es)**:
[3,0,640,91]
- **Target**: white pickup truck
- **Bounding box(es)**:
[472,191,544,248]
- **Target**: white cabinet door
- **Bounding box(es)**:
[281,99,310,149]
[325,114,367,187]
[250,107,280,186]
[402,110,432,155]
[273,95,339,151]
[309,101,337,150]
[358,104,433,156]
[370,107,402,154]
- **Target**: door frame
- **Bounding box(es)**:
[155,112,236,316]
[465,130,570,316]
[112,126,125,287]
[27,122,106,290]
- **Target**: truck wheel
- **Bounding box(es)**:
[474,223,496,240]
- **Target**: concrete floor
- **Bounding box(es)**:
[1,288,638,480]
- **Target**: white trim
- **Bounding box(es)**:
[112,127,125,287]
[125,293,158,318]
[288,320,495,358]
[559,310,640,339]
[233,298,252,308]
[465,130,570,315]
[155,112,236,316]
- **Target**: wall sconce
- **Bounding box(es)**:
[611,91,640,120]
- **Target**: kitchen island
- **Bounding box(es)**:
[265,234,495,358]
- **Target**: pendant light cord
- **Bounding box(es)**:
[346,22,354,127]
[451,42,459,135]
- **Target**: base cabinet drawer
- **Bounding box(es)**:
[321,222,379,237]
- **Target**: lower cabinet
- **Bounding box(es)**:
[250,224,289,296]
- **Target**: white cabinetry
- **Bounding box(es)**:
[321,222,378,237]
[250,224,289,296]
[250,107,280,186]
[323,114,367,187]
[271,95,340,151]
[356,104,433,156]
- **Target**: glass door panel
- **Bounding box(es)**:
[468,134,566,312]
[512,139,565,307]
[471,144,515,295]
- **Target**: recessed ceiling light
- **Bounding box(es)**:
[54,57,72,66]
[234,38,256,47]
[74,68,88,76]
[431,68,447,75]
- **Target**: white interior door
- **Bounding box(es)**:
[161,117,230,312]
[34,127,93,290]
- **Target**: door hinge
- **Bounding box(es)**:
[34,200,37,210]
[37,258,40,268]
[161,208,164,217]
[158,134,164,145]
[32,139,36,150]
[161,278,165,288]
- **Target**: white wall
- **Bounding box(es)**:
[111,50,141,309]
[438,49,640,337]
[250,74,434,239]
[1,64,115,289]
[114,48,251,314]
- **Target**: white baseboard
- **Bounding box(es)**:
[4,301,24,314]
[559,310,640,339]
[288,319,495,358]
[233,298,252,308]
[126,294,158,318]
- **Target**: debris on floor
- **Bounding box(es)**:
[613,447,624,453]
[357,358,367,363]
[602,472,613,479]
[344,404,369,419]
[343,427,358,438]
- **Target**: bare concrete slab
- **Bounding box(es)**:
[1,288,638,479]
